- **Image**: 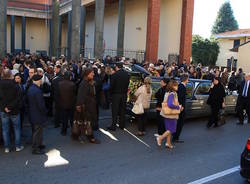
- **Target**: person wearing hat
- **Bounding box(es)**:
[206,77,226,128]
[27,74,48,154]
[107,62,130,131]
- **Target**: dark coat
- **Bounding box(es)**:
[207,83,226,109]
[155,87,166,109]
[58,79,77,110]
[110,69,130,95]
[52,74,64,106]
[0,79,21,115]
[76,79,98,124]
[238,80,250,103]
[27,84,48,125]
[177,83,186,109]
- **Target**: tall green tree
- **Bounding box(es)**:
[192,35,220,66]
[212,1,239,34]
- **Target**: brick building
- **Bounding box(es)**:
[0,0,194,64]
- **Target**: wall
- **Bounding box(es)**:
[26,17,49,53]
[84,0,148,51]
[238,43,250,73]
[158,0,182,60]
[7,16,10,53]
[61,16,67,49]
[216,39,238,67]
[6,16,22,53]
[124,0,148,51]
[6,16,49,54]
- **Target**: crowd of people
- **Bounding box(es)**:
[0,52,249,154]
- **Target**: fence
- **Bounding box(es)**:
[82,48,145,63]
[57,47,145,63]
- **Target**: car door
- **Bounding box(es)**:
[185,82,195,118]
[191,82,212,117]
[225,90,238,114]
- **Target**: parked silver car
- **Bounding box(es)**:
[149,77,237,118]
[126,65,238,119]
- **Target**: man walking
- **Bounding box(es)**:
[27,74,47,155]
[173,74,189,143]
[237,73,250,125]
[0,69,23,153]
[107,62,130,131]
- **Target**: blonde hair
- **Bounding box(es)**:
[144,77,152,94]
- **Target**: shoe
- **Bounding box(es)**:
[156,137,161,146]
[119,127,125,130]
[173,139,184,143]
[16,146,24,152]
[107,126,116,131]
[213,124,219,128]
[136,132,144,136]
[237,122,244,125]
[165,144,174,149]
[4,148,10,153]
[32,149,45,155]
[89,139,101,144]
[206,123,212,129]
[39,145,46,149]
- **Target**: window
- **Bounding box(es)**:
[186,82,194,99]
[233,39,240,48]
[151,81,161,100]
[195,82,211,95]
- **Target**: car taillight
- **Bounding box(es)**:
[246,139,250,150]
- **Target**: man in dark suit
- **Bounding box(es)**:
[237,73,250,125]
[27,74,48,155]
[51,65,64,128]
[173,74,189,143]
[107,62,130,131]
[58,71,76,135]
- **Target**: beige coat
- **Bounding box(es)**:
[134,85,152,110]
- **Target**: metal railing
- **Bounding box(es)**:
[82,48,145,63]
[57,47,145,63]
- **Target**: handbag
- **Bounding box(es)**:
[72,111,83,139]
[132,102,144,115]
[81,121,93,136]
[162,93,180,115]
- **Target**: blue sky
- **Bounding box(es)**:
[193,0,250,38]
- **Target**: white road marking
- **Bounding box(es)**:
[44,149,69,168]
[187,165,240,184]
[123,128,151,148]
[99,128,119,141]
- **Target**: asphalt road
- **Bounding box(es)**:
[0,111,249,184]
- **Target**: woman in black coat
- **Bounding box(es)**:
[155,78,170,135]
[207,77,226,128]
[76,68,100,144]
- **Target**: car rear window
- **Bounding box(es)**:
[195,82,211,95]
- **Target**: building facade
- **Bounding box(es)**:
[1,0,194,63]
[216,29,250,70]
